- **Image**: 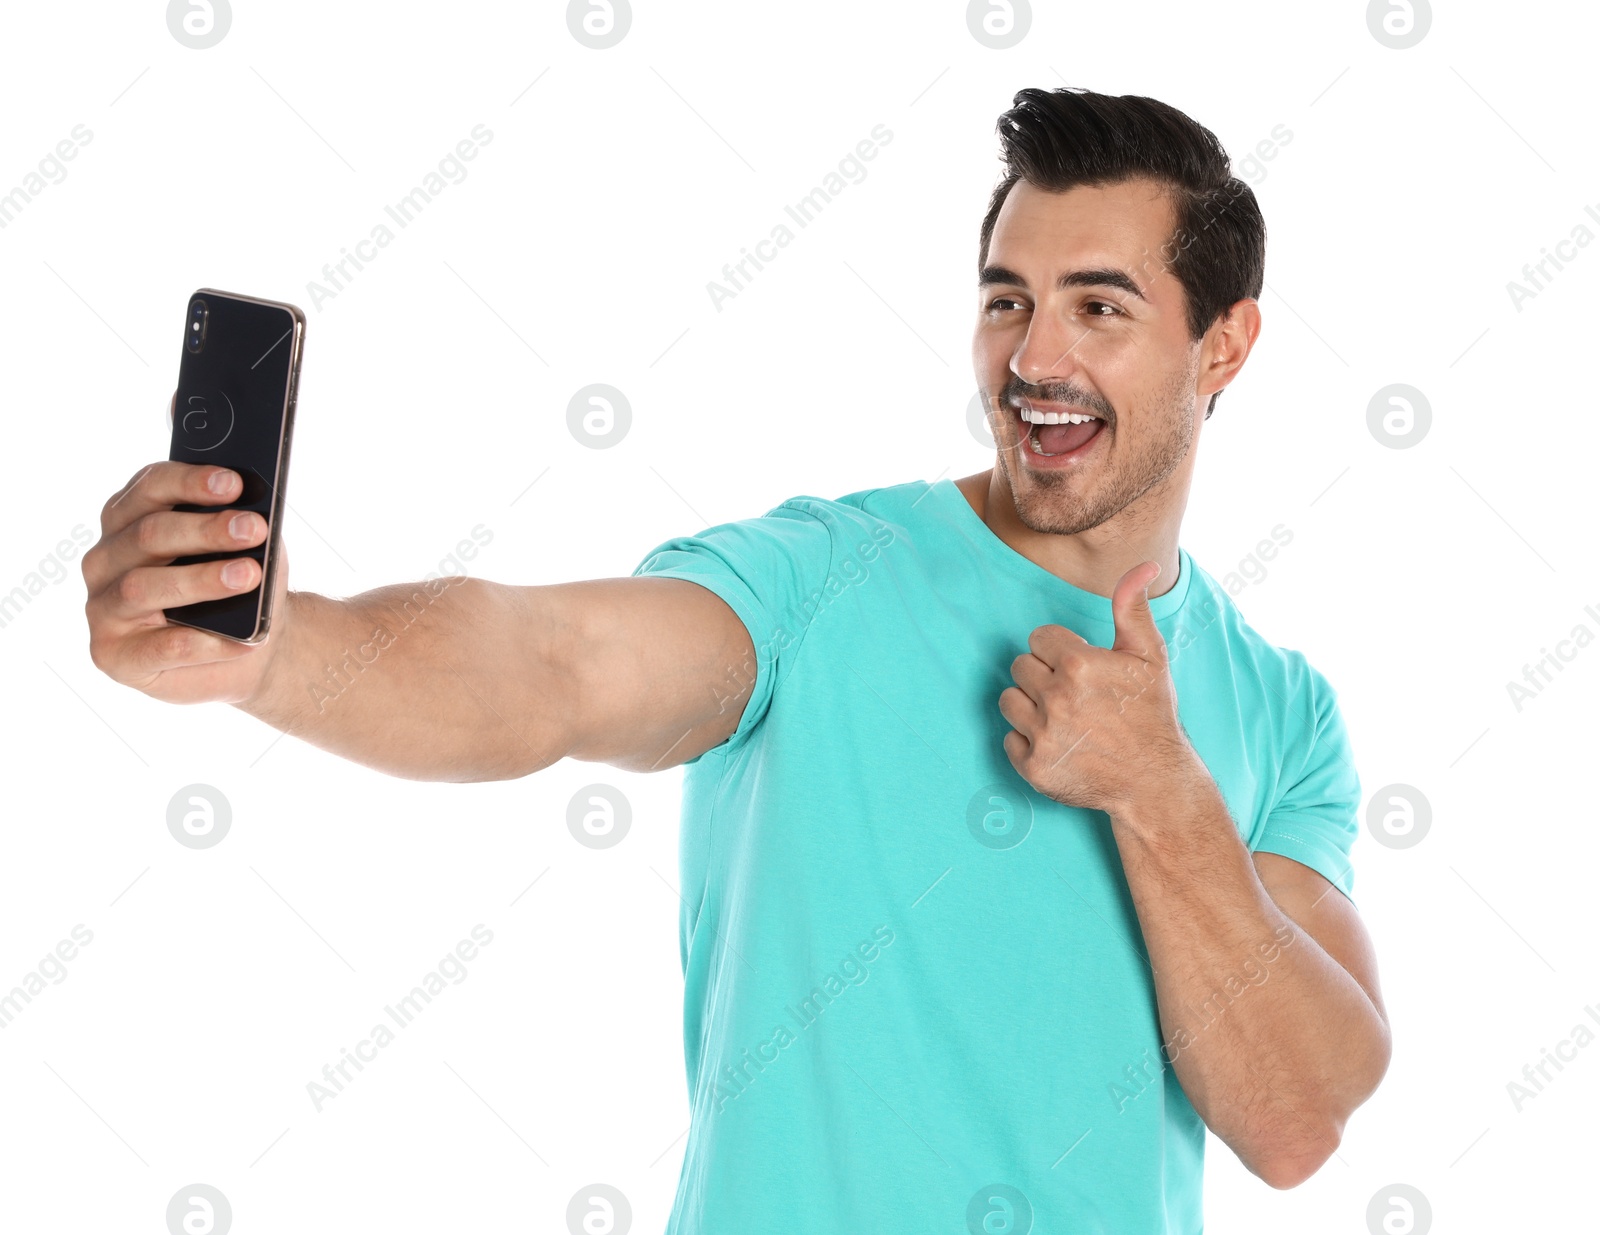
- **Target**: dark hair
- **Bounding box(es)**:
[978,87,1265,417]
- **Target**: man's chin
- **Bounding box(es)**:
[1013,491,1106,538]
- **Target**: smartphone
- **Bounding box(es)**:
[164,288,305,644]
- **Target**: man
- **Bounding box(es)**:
[85,86,1390,1233]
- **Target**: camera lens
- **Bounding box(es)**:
[187,298,208,353]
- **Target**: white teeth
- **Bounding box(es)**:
[1027,431,1059,457]
[1018,408,1100,425]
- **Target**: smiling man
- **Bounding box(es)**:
[86,86,1389,1235]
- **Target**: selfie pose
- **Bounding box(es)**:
[84,87,1391,1233]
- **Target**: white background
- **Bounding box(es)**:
[0,1,1594,1232]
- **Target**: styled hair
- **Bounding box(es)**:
[978,87,1265,417]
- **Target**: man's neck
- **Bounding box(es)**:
[954,469,1183,602]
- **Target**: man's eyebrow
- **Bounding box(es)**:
[978,264,1148,303]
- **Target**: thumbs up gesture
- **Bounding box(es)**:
[999,559,1204,817]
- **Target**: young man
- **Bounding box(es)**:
[85,87,1389,1234]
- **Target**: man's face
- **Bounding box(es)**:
[973,176,1206,536]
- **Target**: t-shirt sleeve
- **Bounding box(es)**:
[630,499,835,761]
[1250,660,1363,906]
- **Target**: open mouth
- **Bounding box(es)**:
[1014,405,1105,463]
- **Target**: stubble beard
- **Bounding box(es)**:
[997,356,1200,537]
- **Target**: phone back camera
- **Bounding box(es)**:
[186,298,209,354]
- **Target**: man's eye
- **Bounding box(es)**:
[986,297,1123,316]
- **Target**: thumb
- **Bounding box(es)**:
[1111,559,1164,657]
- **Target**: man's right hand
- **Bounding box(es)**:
[82,459,289,706]
[82,412,765,781]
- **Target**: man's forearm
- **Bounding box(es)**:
[1108,764,1389,1187]
[238,578,567,782]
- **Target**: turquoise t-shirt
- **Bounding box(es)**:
[631,477,1361,1235]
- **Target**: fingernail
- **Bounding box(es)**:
[229,514,254,541]
[209,470,235,494]
[222,560,252,587]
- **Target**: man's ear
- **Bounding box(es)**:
[1198,298,1263,408]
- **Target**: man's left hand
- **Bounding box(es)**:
[999,559,1201,816]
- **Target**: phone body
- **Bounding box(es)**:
[164,288,305,644]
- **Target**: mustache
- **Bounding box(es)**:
[994,386,1114,422]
